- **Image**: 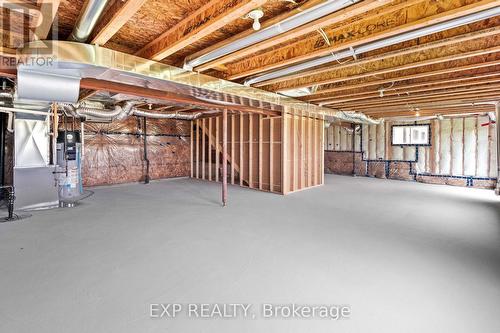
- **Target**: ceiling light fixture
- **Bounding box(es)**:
[246,9,264,31]
[184,0,361,70]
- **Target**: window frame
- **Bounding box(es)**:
[391,124,431,147]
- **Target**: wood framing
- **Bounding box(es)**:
[90,0,147,45]
[185,0,327,67]
[79,78,281,116]
[257,27,500,87]
[136,0,268,61]
[227,0,500,79]
[191,111,324,195]
[34,0,60,40]
[196,0,395,72]
[306,59,500,100]
[261,45,500,89]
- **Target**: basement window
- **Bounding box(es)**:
[392,124,430,146]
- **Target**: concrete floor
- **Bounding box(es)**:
[0,175,499,333]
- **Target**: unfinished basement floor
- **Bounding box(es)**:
[0,175,499,333]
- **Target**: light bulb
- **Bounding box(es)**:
[253,18,261,31]
[247,9,264,31]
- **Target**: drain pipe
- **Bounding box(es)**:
[245,6,500,86]
[69,0,110,42]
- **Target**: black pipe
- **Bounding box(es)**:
[352,123,356,176]
[143,117,150,184]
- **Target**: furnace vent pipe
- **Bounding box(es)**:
[245,6,500,86]
[69,0,110,42]
[183,0,360,70]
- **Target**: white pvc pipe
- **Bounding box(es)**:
[184,0,360,70]
[245,6,500,86]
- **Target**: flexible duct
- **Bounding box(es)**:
[61,102,134,119]
[0,92,13,99]
[133,110,202,120]
[61,103,202,120]
[69,0,110,42]
[336,111,382,125]
[245,6,500,86]
[184,0,360,70]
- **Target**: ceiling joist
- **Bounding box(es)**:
[265,46,500,90]
[185,0,328,66]
[34,0,60,41]
[259,27,500,88]
[90,0,148,46]
[227,0,500,80]
[195,0,398,72]
[306,59,500,101]
[136,0,268,61]
[324,78,500,105]
[316,71,500,104]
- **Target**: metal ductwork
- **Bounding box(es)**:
[61,103,202,121]
[184,0,360,70]
[69,0,110,42]
[245,6,500,86]
[132,110,203,120]
[17,70,81,103]
[18,41,380,124]
[335,111,382,125]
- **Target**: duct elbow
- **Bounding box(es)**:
[243,79,254,87]
[183,62,194,71]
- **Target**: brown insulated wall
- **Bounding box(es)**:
[61,118,191,187]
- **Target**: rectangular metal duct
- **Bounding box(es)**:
[16,41,378,124]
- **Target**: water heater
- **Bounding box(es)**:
[56,131,82,207]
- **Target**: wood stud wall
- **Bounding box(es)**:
[191,112,324,195]
[325,115,498,179]
[282,112,324,194]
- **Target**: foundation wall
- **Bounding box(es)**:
[324,115,498,189]
[62,118,191,187]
